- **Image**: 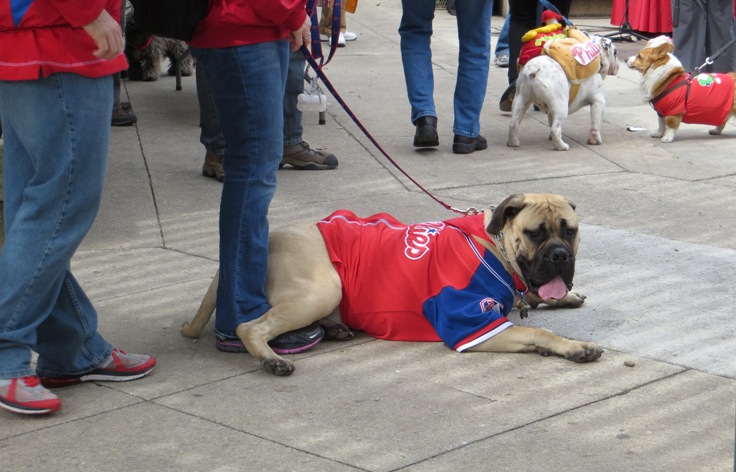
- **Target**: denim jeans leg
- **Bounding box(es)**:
[453,0,493,138]
[190,43,289,337]
[196,63,226,156]
[284,51,306,147]
[0,74,113,378]
[399,0,437,124]
[495,13,511,55]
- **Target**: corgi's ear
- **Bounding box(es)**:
[653,42,672,58]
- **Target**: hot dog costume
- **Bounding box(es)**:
[316,211,523,352]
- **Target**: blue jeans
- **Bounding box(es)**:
[495,13,511,55]
[0,74,114,379]
[284,51,307,147]
[190,42,289,337]
[197,50,306,154]
[399,0,494,138]
[196,61,226,156]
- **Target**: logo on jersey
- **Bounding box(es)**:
[404,222,444,260]
[479,298,502,314]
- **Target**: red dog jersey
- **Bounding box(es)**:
[316,211,517,352]
[652,73,735,126]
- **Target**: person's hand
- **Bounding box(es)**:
[82,9,124,59]
[289,16,312,52]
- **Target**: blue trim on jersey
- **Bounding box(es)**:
[422,227,516,350]
[11,0,33,27]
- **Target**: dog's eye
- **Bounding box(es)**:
[565,228,578,239]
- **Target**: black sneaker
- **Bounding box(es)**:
[215,323,325,355]
[452,134,488,154]
[413,116,439,147]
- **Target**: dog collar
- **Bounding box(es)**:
[132,36,154,51]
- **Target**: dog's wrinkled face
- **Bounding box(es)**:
[487,194,579,300]
[592,35,619,78]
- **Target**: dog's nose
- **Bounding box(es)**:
[546,246,572,265]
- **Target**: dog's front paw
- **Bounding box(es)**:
[507,137,521,147]
[708,128,723,136]
[650,130,664,138]
[660,133,675,143]
[563,341,603,363]
[553,142,570,151]
[558,290,586,308]
[262,358,295,376]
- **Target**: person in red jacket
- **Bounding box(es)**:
[187,2,327,355]
[0,0,156,416]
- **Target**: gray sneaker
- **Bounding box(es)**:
[282,141,338,170]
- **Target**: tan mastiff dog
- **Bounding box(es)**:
[182,193,602,376]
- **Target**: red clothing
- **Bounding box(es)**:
[316,211,517,351]
[188,0,307,48]
[652,73,735,126]
[0,0,126,80]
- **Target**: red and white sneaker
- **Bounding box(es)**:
[0,376,61,415]
[39,348,156,388]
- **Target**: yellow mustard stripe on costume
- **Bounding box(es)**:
[521,23,563,43]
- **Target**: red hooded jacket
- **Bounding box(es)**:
[188,0,307,48]
[0,0,126,81]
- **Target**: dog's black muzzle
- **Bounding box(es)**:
[516,243,575,293]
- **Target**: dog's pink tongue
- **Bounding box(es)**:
[538,276,567,300]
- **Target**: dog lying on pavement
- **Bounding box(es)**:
[508,34,619,151]
[625,35,736,143]
[182,194,603,376]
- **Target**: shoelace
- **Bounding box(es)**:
[20,376,40,387]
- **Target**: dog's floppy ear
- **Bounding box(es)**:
[487,194,527,235]
[565,197,577,212]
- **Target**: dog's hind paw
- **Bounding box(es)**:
[263,358,295,376]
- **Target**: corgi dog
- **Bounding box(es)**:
[626,35,736,143]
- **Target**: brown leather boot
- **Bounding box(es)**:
[281,141,338,170]
[202,152,224,182]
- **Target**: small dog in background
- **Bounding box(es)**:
[626,35,736,143]
[508,33,619,151]
[124,12,193,82]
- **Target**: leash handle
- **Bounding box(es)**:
[300,45,465,215]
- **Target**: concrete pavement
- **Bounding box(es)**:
[2,4,735,471]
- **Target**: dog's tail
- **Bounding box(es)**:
[524,60,545,80]
[181,270,219,338]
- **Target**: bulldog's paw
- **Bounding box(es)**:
[587,131,602,145]
[564,341,603,363]
[262,358,295,376]
[650,130,664,138]
[708,128,723,136]
[507,137,521,147]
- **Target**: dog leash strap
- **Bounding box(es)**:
[692,36,736,75]
[300,45,463,215]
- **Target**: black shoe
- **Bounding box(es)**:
[499,81,516,112]
[215,323,325,355]
[413,116,439,147]
[452,134,487,154]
